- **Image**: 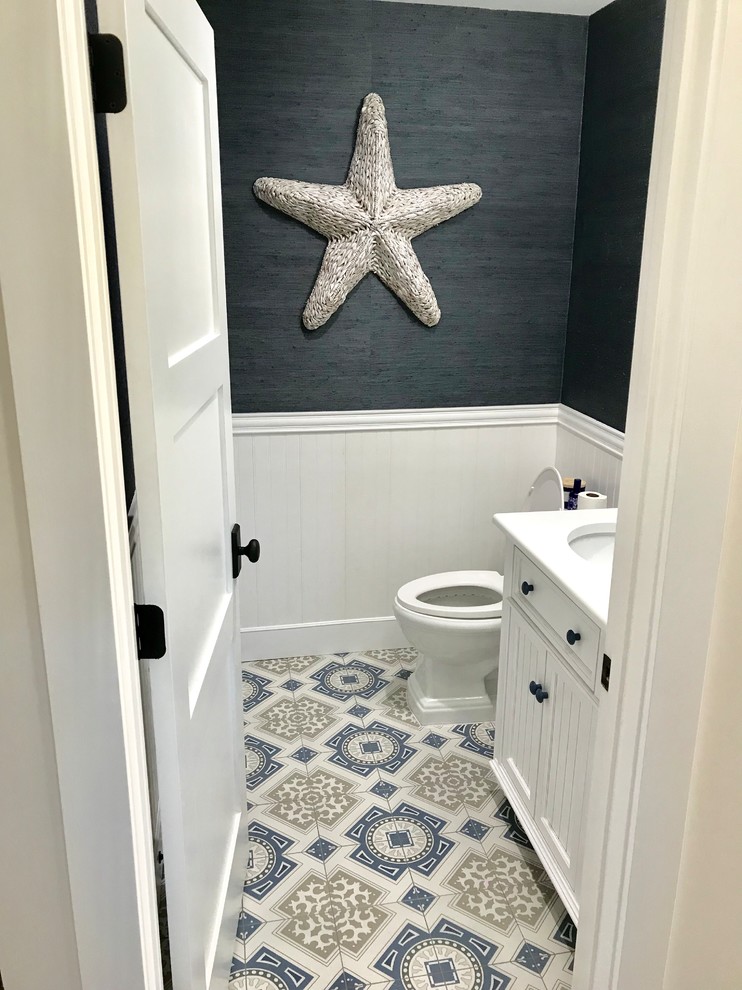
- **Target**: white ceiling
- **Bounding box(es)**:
[373,0,612,15]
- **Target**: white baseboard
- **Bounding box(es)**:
[241,616,407,661]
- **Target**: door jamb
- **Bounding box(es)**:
[0,1,162,987]
[2,0,740,988]
[575,1,742,986]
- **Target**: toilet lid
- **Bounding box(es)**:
[396,570,504,620]
[524,466,564,511]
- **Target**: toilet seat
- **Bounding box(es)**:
[396,570,504,620]
[523,465,564,511]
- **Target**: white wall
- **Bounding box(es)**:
[234,404,624,658]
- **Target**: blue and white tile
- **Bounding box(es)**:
[242,668,275,718]
[244,733,286,795]
[324,871,462,989]
[305,655,392,704]
[539,951,574,990]
[449,722,496,764]
[237,651,573,990]
[322,718,418,781]
[477,804,543,871]
[368,914,533,990]
[229,932,342,990]
[341,799,459,884]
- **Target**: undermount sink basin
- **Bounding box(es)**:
[568,522,616,566]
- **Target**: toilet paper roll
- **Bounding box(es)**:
[577,490,608,510]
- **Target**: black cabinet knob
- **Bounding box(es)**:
[521,581,534,596]
[529,681,541,696]
[566,629,581,646]
[536,688,549,704]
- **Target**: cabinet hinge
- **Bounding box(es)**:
[601,653,612,692]
[88,33,127,114]
[134,604,166,660]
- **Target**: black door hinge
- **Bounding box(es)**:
[88,33,127,113]
[134,604,166,660]
[601,653,612,692]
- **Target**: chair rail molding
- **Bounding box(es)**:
[233,403,561,436]
[559,405,625,456]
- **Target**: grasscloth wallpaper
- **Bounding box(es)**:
[198,0,587,413]
[562,0,666,431]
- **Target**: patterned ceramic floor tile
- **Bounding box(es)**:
[253,694,343,744]
[357,647,419,669]
[449,722,496,764]
[306,657,392,704]
[322,718,419,781]
[235,651,574,990]
[242,669,276,718]
[262,765,368,836]
[396,751,495,816]
[228,931,347,990]
[375,682,423,731]
[539,951,574,990]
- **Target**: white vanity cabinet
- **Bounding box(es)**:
[492,545,600,923]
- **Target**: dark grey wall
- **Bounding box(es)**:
[561,0,666,431]
[198,0,587,413]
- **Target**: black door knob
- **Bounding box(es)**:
[535,688,549,704]
[529,681,541,696]
[566,629,581,646]
[521,581,534,596]
[231,524,260,579]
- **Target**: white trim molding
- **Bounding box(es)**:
[558,405,625,456]
[233,402,625,451]
[242,616,407,661]
[233,403,560,436]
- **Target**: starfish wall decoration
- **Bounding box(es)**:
[253,93,482,329]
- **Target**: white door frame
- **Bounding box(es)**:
[1,0,739,988]
[576,0,742,986]
[0,1,161,988]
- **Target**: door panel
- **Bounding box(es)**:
[535,652,596,892]
[100,0,243,986]
[494,602,546,816]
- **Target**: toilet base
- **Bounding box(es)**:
[407,660,495,726]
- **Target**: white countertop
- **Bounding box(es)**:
[493,508,618,627]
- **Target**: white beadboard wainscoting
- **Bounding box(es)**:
[556,405,624,508]
[234,404,623,659]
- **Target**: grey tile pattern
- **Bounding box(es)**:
[232,649,575,990]
[196,0,587,413]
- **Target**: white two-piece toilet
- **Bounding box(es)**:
[393,466,564,725]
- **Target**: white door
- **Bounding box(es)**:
[535,652,596,893]
[494,602,546,816]
[98,0,244,986]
